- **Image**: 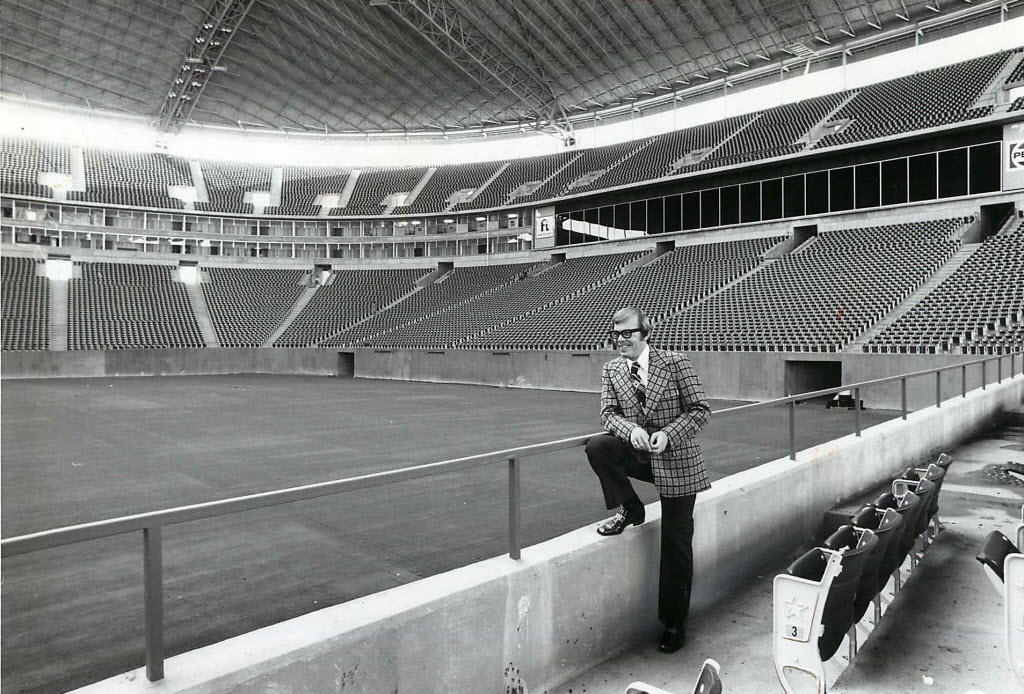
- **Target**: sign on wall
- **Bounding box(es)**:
[1003,122,1024,191]
[534,206,555,248]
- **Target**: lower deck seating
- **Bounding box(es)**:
[274,267,429,347]
[68,261,204,350]
[658,219,964,352]
[202,267,306,347]
[2,256,49,350]
[773,455,951,693]
[466,237,780,350]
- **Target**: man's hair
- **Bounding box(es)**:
[612,306,652,337]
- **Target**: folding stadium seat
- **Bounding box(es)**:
[773,547,847,693]
[975,507,1024,687]
[849,506,903,621]
[817,526,878,661]
[871,491,924,589]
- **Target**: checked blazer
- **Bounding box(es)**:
[600,346,712,497]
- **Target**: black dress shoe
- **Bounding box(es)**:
[659,626,686,653]
[596,505,645,535]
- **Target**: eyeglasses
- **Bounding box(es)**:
[608,328,643,339]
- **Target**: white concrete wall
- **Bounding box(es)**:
[73,374,1023,694]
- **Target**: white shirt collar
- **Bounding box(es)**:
[628,344,650,378]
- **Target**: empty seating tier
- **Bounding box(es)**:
[339,167,428,216]
[274,267,429,347]
[1,136,71,198]
[868,220,1023,353]
[366,253,642,349]
[468,238,780,351]
[194,161,272,214]
[68,262,204,350]
[202,267,307,347]
[268,166,351,216]
[656,219,965,352]
[815,52,1012,148]
[68,149,191,210]
[400,161,505,214]
[688,93,848,171]
[325,262,537,347]
[1,256,49,350]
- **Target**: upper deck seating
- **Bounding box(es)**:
[366,253,641,348]
[609,114,755,185]
[687,93,848,172]
[815,51,1012,148]
[468,237,779,350]
[0,136,71,198]
[202,267,306,347]
[268,166,351,216]
[451,152,576,211]
[194,161,272,214]
[869,220,1024,353]
[274,267,428,347]
[338,167,428,216]
[69,149,191,209]
[515,140,647,203]
[68,261,204,350]
[657,219,963,352]
[400,161,506,214]
[325,262,536,347]
[1,256,49,350]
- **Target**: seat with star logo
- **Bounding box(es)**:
[975,505,1024,687]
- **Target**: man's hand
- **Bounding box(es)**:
[650,431,669,454]
[630,426,651,452]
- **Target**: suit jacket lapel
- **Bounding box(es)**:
[615,357,641,411]
[644,348,669,415]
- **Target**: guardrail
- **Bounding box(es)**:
[2,350,1021,683]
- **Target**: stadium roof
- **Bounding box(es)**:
[0,0,1016,139]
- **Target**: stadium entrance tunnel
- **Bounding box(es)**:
[337,350,355,376]
[785,358,843,404]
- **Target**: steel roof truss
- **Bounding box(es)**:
[156,0,256,133]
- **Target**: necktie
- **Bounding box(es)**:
[630,361,646,408]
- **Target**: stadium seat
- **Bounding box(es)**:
[625,658,722,694]
[975,506,1024,687]
[849,506,904,620]
[818,526,878,661]
[773,547,845,694]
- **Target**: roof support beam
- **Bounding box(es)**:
[379,0,574,139]
[156,0,255,133]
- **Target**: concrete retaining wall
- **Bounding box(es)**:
[353,348,1010,409]
[1,348,347,379]
[74,374,1023,694]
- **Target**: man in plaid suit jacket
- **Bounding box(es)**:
[586,306,711,653]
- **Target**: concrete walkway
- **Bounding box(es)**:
[552,413,1024,694]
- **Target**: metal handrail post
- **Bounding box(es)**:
[789,401,796,460]
[854,387,861,436]
[143,525,164,682]
[901,378,907,420]
[998,355,1002,383]
[508,457,521,560]
[962,364,966,398]
[935,371,941,408]
[982,360,986,390]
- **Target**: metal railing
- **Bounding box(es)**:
[2,350,1021,682]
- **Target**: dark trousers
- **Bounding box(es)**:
[586,433,696,628]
